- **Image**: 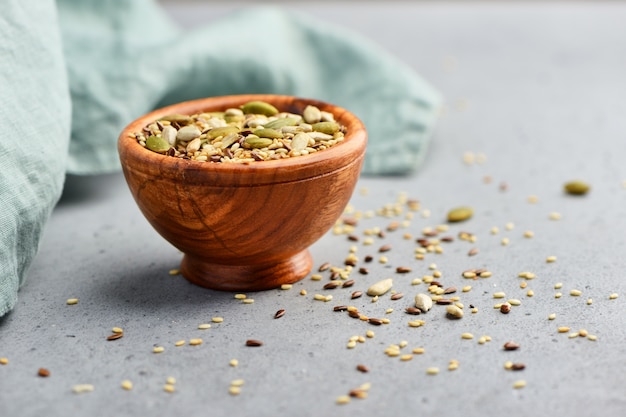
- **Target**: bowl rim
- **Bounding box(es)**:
[118,94,367,184]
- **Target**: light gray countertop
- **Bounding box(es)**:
[3,2,626,416]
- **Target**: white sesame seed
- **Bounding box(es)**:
[512,380,527,389]
[72,384,95,394]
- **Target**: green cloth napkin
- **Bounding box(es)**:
[0,0,442,316]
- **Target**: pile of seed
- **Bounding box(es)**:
[131,100,346,163]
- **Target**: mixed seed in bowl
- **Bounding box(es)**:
[130,100,346,163]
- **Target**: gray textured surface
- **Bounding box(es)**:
[3,2,626,416]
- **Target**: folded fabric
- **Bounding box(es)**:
[0,0,442,316]
[0,1,71,317]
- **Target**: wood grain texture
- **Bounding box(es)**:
[118,95,367,291]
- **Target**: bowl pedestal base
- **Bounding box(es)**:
[180,250,313,291]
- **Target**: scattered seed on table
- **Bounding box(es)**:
[107,333,123,341]
[546,255,557,263]
[500,303,511,314]
[426,367,440,375]
[396,266,412,273]
[448,360,460,371]
[520,281,527,289]
[468,248,479,257]
[379,244,392,253]
[558,326,570,333]
[72,384,95,394]
[461,333,474,340]
[280,284,293,290]
[38,368,50,377]
[234,294,246,300]
[390,293,404,301]
[564,180,590,195]
[189,338,203,346]
[336,395,351,405]
[513,380,527,389]
[549,212,562,220]
[66,298,79,305]
[415,293,433,312]
[153,346,165,353]
[342,280,355,288]
[609,293,619,300]
[168,269,180,275]
[554,282,563,289]
[555,292,562,299]
[367,278,393,296]
[310,274,322,281]
[175,340,185,347]
[198,323,211,330]
[0,358,8,365]
[242,298,255,304]
[112,327,123,334]
[121,380,133,391]
[588,335,598,341]
[523,230,534,238]
[548,313,556,320]
[447,207,473,222]
[246,339,263,347]
[400,354,413,361]
[368,318,383,326]
[501,238,510,246]
[493,292,506,299]
[366,330,375,338]
[164,384,175,393]
[300,289,307,296]
[229,359,239,367]
[447,305,464,318]
[570,289,582,296]
[212,317,224,323]
[526,290,534,297]
[503,341,520,351]
[462,285,472,292]
[413,347,425,354]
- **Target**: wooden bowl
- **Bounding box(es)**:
[118,94,367,291]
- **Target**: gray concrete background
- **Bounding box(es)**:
[3,2,626,416]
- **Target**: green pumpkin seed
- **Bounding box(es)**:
[312,122,340,135]
[225,114,245,124]
[145,135,171,153]
[215,133,239,149]
[245,136,273,149]
[264,117,298,130]
[254,128,283,139]
[241,101,279,116]
[447,206,473,222]
[207,126,240,139]
[564,180,590,195]
[159,114,192,125]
